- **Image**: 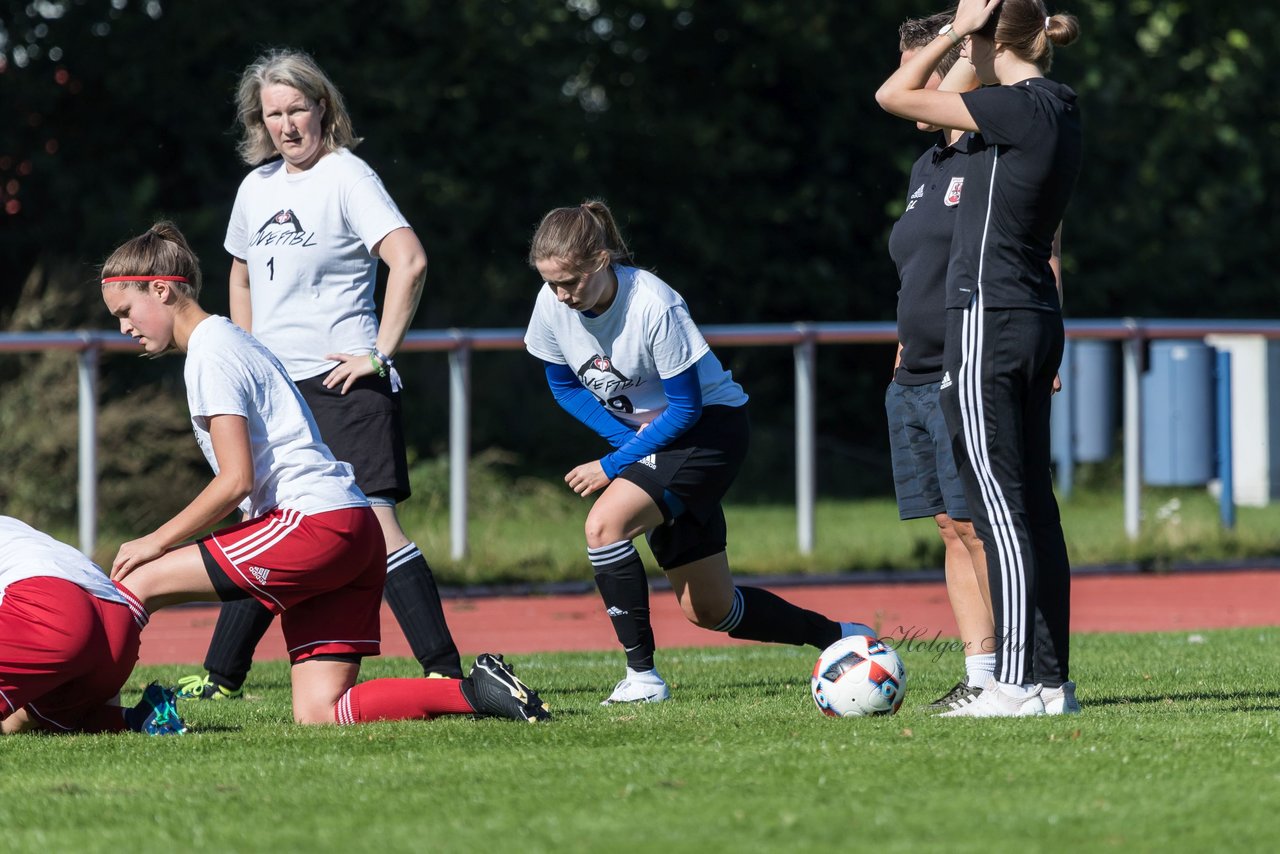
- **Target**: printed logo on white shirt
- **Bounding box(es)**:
[250,209,317,248]
[577,353,643,414]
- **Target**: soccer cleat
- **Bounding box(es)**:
[839,621,877,639]
[940,681,1045,718]
[925,679,982,711]
[1042,681,1081,715]
[464,653,551,722]
[129,682,187,735]
[600,669,671,706]
[174,673,243,701]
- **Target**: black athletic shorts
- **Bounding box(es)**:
[617,404,750,571]
[295,372,411,503]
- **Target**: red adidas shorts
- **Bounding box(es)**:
[200,506,386,663]
[0,576,143,730]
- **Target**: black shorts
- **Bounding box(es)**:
[295,372,411,503]
[618,404,749,571]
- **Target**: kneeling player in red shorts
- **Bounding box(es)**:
[100,222,549,726]
[1,516,184,736]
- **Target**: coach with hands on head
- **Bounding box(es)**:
[877,0,1083,717]
[886,12,998,713]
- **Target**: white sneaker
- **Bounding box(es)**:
[940,681,1045,718]
[1042,681,1080,715]
[600,669,671,705]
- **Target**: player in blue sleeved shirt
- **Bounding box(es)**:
[525,200,875,705]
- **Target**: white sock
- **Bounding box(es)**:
[964,653,996,688]
[627,666,664,684]
[839,622,876,638]
[995,680,1040,699]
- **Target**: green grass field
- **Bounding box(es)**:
[4,628,1278,853]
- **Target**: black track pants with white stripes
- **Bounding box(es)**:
[940,300,1071,687]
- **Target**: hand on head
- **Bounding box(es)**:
[954,0,1003,37]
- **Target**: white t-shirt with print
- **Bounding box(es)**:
[524,265,747,425]
[184,316,367,519]
[0,516,124,607]
[224,149,410,381]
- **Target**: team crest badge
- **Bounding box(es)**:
[944,177,964,207]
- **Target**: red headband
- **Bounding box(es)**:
[101,275,190,284]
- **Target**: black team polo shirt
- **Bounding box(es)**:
[889,132,976,386]
[946,77,1083,312]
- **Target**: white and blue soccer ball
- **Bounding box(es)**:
[810,634,906,717]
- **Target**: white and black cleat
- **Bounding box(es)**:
[464,653,552,722]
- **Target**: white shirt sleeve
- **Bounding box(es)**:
[524,291,567,365]
[344,173,410,255]
[224,179,250,259]
[187,349,252,421]
[649,304,709,379]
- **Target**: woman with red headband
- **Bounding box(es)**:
[100,221,550,726]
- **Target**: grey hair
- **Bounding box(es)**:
[234,49,361,166]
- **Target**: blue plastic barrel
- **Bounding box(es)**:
[1142,340,1216,485]
[1072,340,1118,463]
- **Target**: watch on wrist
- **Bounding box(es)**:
[939,23,962,45]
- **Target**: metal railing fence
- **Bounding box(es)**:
[6,318,1280,557]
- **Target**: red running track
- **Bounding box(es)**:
[137,569,1280,665]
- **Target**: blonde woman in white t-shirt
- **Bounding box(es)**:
[100,222,548,726]
[173,49,460,703]
[525,200,875,705]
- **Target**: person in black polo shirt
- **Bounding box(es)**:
[877,0,1082,717]
[886,13,999,711]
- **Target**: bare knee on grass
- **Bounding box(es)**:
[290,658,360,725]
[1,708,36,734]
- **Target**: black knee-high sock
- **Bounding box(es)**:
[714,586,841,649]
[589,541,655,672]
[384,544,463,678]
[203,597,275,690]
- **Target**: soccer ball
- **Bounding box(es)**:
[810,634,906,717]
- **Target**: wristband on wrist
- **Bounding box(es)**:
[370,349,393,378]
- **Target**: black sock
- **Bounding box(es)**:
[385,544,463,678]
[716,586,841,649]
[122,703,144,732]
[203,597,275,690]
[589,541,655,672]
